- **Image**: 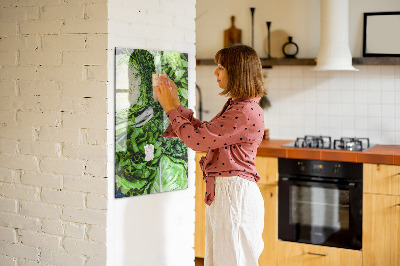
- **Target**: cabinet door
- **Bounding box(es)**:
[259,185,278,266]
[255,156,278,186]
[363,193,400,266]
[364,164,400,196]
[277,241,362,266]
[195,152,207,258]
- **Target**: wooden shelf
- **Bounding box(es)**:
[260,58,316,67]
[195,58,315,67]
[196,57,400,67]
[352,57,400,65]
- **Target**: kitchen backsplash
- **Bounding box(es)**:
[196,65,400,145]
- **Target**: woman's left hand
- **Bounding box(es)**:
[161,76,181,109]
[153,79,175,113]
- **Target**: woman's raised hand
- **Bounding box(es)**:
[153,76,175,113]
[160,76,180,109]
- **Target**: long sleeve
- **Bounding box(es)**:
[163,97,264,206]
[162,104,202,137]
[165,105,249,152]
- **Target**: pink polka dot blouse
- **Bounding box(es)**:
[162,97,265,205]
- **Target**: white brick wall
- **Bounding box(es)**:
[0,0,108,265]
[64,222,85,239]
[40,249,85,266]
[42,219,63,236]
[0,226,17,243]
[2,0,198,264]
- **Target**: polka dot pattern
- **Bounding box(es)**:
[162,97,265,206]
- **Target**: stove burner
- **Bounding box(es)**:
[286,136,372,151]
[333,137,370,151]
[295,135,332,149]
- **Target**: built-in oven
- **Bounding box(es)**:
[278,158,363,250]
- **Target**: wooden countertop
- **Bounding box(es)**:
[257,139,400,165]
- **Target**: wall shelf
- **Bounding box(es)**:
[352,57,400,65]
[196,57,400,67]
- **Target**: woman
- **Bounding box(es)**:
[154,44,266,266]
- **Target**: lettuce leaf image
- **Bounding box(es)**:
[150,155,188,193]
[116,174,147,195]
[114,48,188,198]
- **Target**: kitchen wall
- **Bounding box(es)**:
[0,0,108,265]
[197,0,400,58]
[107,1,196,266]
[196,0,400,144]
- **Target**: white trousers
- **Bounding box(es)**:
[205,176,264,266]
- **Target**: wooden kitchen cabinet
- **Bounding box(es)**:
[276,241,362,266]
[363,193,400,266]
[195,152,207,258]
[364,163,400,196]
[255,156,278,186]
[258,184,278,266]
[363,164,400,266]
[256,156,278,266]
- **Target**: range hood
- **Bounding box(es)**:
[314,0,358,71]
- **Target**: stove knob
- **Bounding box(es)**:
[297,161,305,171]
[334,164,341,174]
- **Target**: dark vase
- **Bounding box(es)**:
[282,36,299,58]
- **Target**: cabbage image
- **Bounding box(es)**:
[114,48,189,198]
[150,155,188,194]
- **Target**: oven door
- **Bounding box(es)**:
[278,176,362,250]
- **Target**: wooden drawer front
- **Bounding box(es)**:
[255,156,278,186]
[277,241,362,266]
[364,164,400,196]
[363,193,400,266]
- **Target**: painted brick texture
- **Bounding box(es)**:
[0,0,108,265]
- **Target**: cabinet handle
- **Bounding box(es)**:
[397,204,400,207]
[307,252,328,256]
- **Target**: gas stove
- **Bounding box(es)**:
[283,135,373,151]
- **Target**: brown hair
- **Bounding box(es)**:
[214,44,266,99]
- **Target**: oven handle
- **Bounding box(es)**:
[280,177,357,189]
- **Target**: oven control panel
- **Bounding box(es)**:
[281,158,362,180]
